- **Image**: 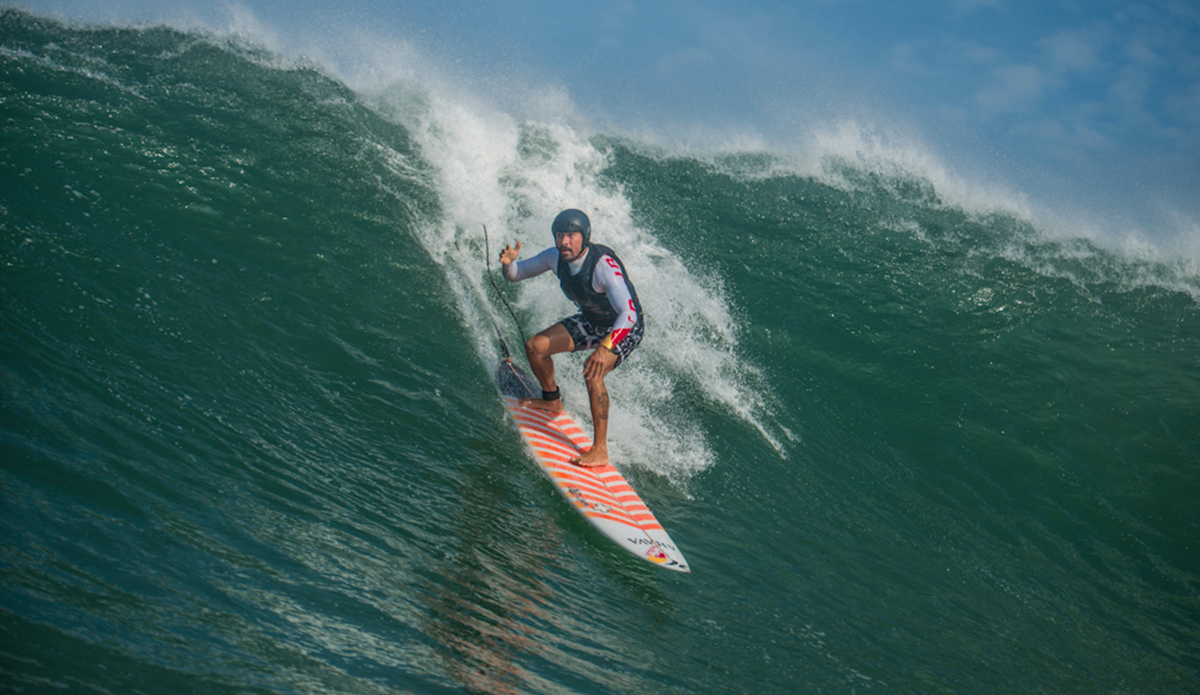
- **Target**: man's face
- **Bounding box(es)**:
[555,230,586,262]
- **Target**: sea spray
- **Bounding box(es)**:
[369,86,790,479]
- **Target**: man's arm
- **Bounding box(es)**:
[592,255,638,348]
[501,245,559,281]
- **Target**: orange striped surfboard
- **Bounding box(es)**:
[497,360,689,573]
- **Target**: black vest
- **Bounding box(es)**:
[557,244,642,331]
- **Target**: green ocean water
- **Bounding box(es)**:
[2,11,1198,694]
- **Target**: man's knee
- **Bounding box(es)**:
[525,334,550,360]
[584,369,611,391]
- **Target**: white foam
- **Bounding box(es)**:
[362,81,790,480]
[624,116,1200,298]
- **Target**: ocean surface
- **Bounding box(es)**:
[3,11,1199,694]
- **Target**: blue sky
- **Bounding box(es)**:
[12,0,1200,251]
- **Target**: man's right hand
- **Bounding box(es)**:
[499,241,522,265]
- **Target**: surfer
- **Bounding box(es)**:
[499,209,644,468]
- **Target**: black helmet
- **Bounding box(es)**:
[551,209,591,247]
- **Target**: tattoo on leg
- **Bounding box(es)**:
[597,391,609,419]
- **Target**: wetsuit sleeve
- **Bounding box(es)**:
[592,254,638,347]
[502,247,559,281]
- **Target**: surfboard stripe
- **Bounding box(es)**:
[548,478,626,509]
[521,420,590,449]
[520,432,580,459]
[521,429,578,452]
[513,416,574,443]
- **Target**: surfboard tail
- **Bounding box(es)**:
[497,359,538,400]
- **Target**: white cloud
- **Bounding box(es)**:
[1023,118,1113,150]
[1123,37,1160,67]
[655,47,712,76]
[1164,81,1200,128]
[962,42,1009,65]
[977,64,1046,113]
[1039,28,1105,73]
[951,0,1004,12]
[1108,65,1150,114]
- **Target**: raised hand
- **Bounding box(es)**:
[499,241,522,265]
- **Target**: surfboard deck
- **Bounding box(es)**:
[497,359,690,573]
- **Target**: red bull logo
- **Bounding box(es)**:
[646,546,669,564]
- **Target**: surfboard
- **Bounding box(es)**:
[497,359,690,573]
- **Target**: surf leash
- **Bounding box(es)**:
[483,225,536,397]
[483,224,529,350]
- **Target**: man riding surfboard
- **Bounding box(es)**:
[498,209,644,468]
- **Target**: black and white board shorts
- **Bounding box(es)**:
[560,314,644,367]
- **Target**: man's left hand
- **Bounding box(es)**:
[583,346,617,380]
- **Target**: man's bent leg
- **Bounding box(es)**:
[573,354,617,468]
[522,324,574,412]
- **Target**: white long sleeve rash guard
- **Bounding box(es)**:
[502,246,639,345]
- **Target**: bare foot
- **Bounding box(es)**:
[572,446,609,468]
[518,397,565,413]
